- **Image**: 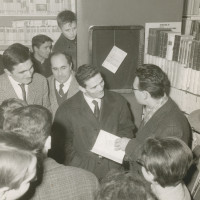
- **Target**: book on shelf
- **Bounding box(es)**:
[0,0,72,15]
[183,0,200,16]
[166,32,181,60]
[145,22,182,54]
[0,20,60,47]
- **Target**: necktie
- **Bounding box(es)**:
[92,100,100,119]
[19,83,27,102]
[59,83,65,97]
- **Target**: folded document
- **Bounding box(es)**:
[91,130,125,164]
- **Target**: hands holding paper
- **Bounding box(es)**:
[115,137,131,151]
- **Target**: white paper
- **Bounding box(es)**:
[91,130,125,164]
[102,45,127,73]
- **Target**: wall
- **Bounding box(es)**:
[76,0,184,128]
[77,0,183,65]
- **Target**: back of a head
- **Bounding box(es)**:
[139,137,193,187]
[0,131,36,190]
[96,170,156,200]
[32,34,53,50]
[57,10,76,28]
[75,64,99,88]
[3,105,52,150]
[3,43,30,72]
[136,64,170,99]
[0,98,27,129]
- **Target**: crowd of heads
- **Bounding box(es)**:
[0,7,197,200]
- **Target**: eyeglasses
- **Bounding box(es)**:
[136,159,144,167]
[132,87,139,91]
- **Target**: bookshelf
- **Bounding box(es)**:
[0,0,76,52]
[144,3,200,115]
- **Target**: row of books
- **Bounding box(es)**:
[0,0,69,15]
[0,26,60,45]
[183,0,200,16]
[12,20,57,28]
[145,54,200,96]
[182,19,200,37]
[147,28,200,69]
[147,28,195,61]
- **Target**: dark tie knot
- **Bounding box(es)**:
[60,83,64,89]
[92,100,98,106]
[19,83,25,88]
[59,83,65,97]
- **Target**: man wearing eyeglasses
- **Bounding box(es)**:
[115,64,192,173]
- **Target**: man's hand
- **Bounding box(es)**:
[114,137,131,151]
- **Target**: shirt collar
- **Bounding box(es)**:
[55,74,72,89]
[83,93,101,106]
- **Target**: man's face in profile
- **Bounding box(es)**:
[82,73,105,99]
[6,59,34,84]
[34,41,52,60]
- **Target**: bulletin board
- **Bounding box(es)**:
[89,26,144,89]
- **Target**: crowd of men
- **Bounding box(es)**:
[0,9,199,200]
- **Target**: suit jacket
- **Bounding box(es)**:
[0,73,51,110]
[51,90,135,180]
[125,98,192,171]
[27,158,99,200]
[47,73,79,117]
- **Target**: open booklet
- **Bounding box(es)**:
[91,130,125,164]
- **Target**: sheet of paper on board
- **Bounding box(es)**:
[102,45,127,73]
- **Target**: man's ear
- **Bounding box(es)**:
[4,69,12,76]
[43,136,51,154]
[79,85,86,93]
[0,186,9,200]
[69,63,72,71]
[32,46,38,53]
[142,90,151,101]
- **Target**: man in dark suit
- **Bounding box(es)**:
[115,64,191,173]
[48,52,79,117]
[0,43,50,110]
[51,64,135,180]
[4,105,99,200]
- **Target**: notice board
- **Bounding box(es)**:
[89,26,144,89]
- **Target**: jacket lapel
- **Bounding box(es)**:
[3,74,19,98]
[27,78,36,104]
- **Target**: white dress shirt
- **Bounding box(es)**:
[83,94,101,113]
[55,74,72,95]
[8,75,28,100]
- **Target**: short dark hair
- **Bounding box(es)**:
[136,64,169,98]
[57,10,76,28]
[32,34,53,50]
[0,98,27,129]
[96,170,156,200]
[50,52,73,69]
[75,64,99,88]
[3,43,31,72]
[139,137,193,187]
[3,105,52,150]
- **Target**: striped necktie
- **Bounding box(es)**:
[19,83,27,102]
[92,100,100,119]
[59,83,65,97]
